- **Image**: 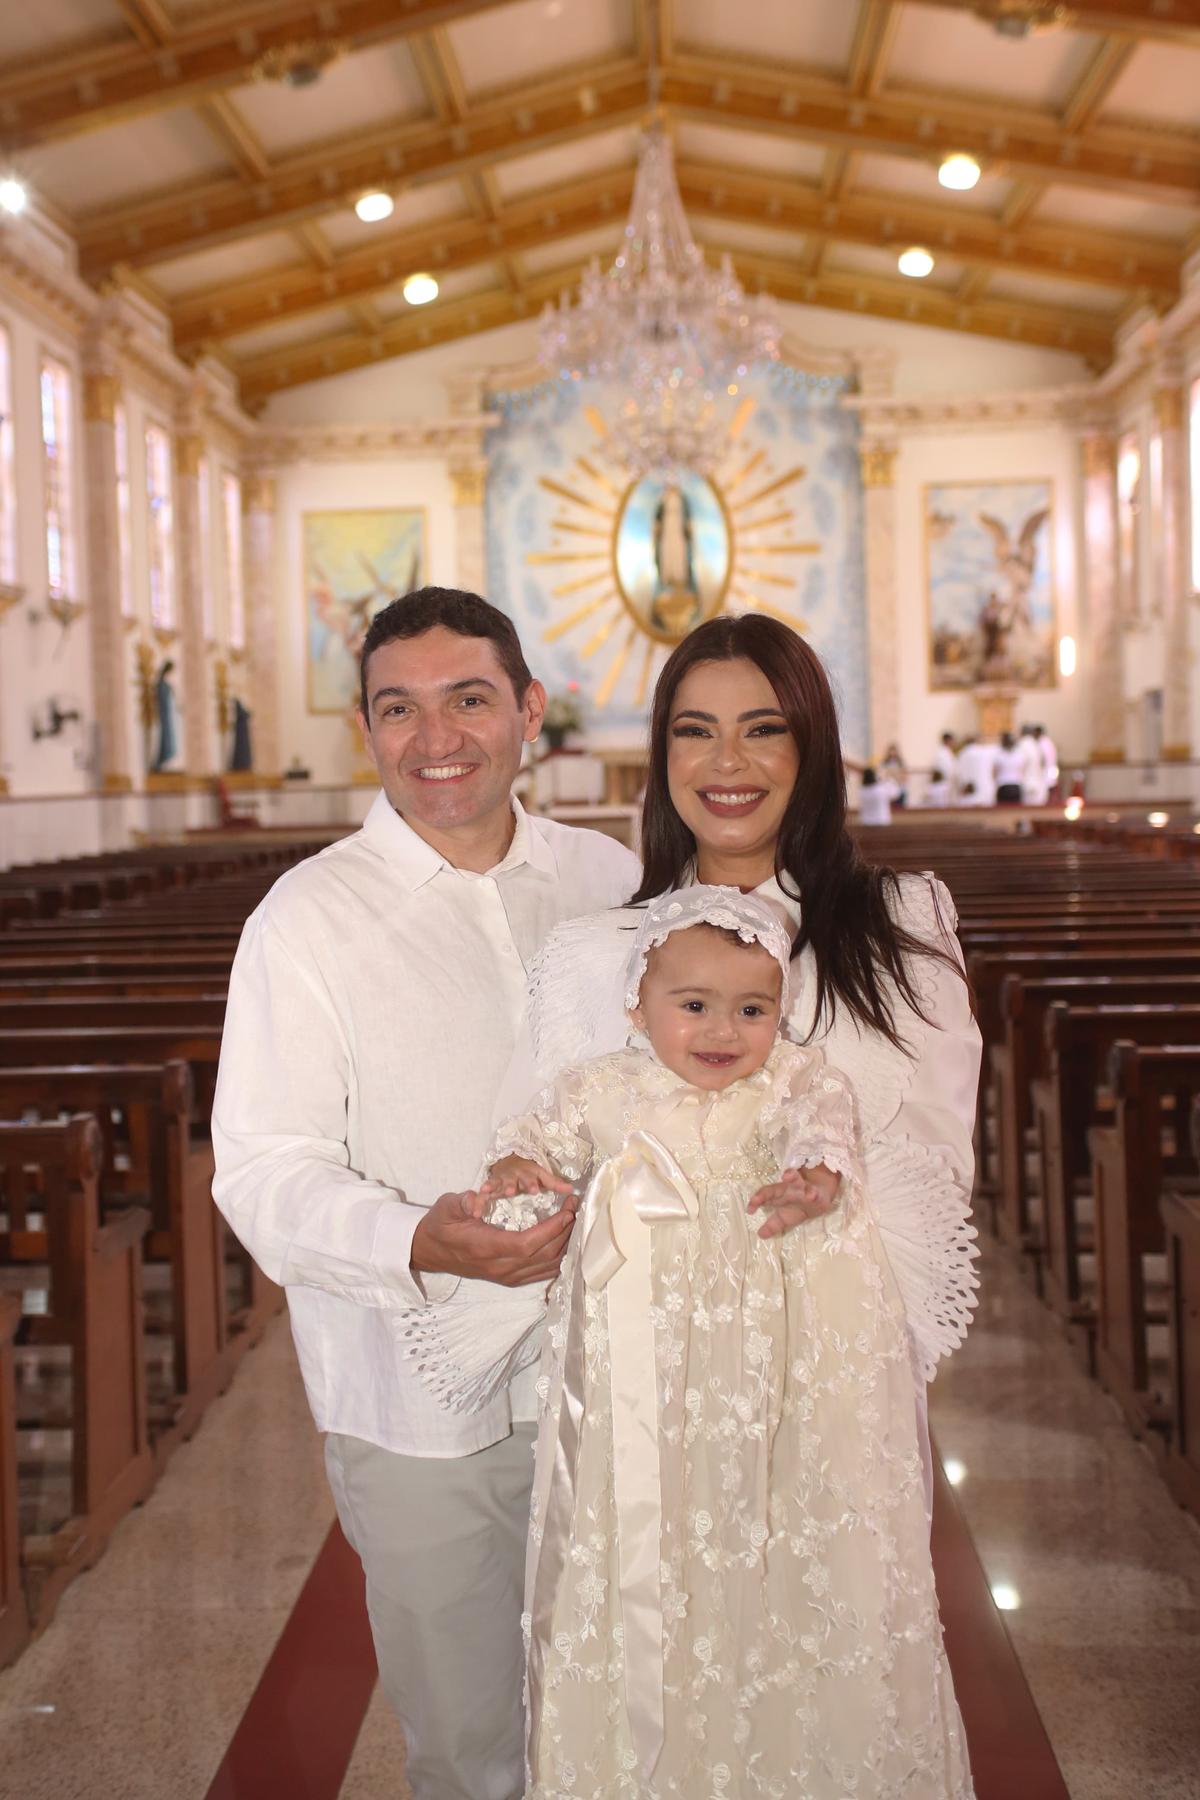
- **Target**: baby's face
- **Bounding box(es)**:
[630,926,783,1091]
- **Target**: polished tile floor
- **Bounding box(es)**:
[2,1231,1198,1799]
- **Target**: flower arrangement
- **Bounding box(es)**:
[542,682,583,748]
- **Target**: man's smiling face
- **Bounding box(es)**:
[359,626,545,848]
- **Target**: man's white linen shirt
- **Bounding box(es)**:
[212,791,638,1459]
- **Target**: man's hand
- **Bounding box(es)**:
[411,1187,579,1286]
[747,1163,839,1240]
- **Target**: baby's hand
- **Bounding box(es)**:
[747,1162,840,1240]
[486,1155,575,1198]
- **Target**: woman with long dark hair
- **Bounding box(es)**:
[520,616,979,1379]
[491,614,980,1797]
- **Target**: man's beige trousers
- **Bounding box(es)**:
[325,1425,535,1800]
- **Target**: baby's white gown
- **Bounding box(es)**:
[492,1039,974,1800]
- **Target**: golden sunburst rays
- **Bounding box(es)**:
[528,412,823,707]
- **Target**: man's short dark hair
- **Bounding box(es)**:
[359,586,534,718]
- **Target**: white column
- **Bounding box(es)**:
[243,474,280,778]
[858,439,899,760]
[175,431,211,775]
[81,366,134,789]
[1155,384,1192,761]
[1081,430,1125,763]
[449,459,487,596]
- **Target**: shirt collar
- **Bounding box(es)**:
[361,790,556,890]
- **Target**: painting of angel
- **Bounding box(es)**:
[304,509,425,713]
[924,480,1055,690]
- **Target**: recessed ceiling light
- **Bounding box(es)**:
[939,152,981,192]
[1148,811,1169,828]
[0,177,28,216]
[991,1583,1021,1612]
[403,272,439,306]
[898,246,934,279]
[355,191,394,224]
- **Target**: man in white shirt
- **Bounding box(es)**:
[212,588,638,1800]
[926,732,957,806]
[954,735,1000,807]
[1034,722,1060,799]
[1018,723,1048,805]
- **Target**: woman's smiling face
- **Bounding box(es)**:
[665,657,800,880]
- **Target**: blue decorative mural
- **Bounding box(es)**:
[483,362,867,758]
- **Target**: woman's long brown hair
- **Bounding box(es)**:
[630,614,965,1050]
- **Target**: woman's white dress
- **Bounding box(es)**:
[491,1038,974,1799]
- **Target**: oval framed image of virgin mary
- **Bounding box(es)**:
[613,471,733,644]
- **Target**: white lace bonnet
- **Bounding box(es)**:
[623,885,796,1015]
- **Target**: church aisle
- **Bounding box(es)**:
[930,1235,1200,1800]
[3,1234,1196,1799]
[0,1319,333,1800]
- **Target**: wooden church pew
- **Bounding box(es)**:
[0,1062,234,1447]
[1089,1042,1200,1440]
[0,1114,154,1640]
[1032,1004,1200,1345]
[0,1292,29,1668]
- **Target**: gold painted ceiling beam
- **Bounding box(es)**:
[171,169,636,351]
[910,0,1200,41]
[75,62,649,279]
[660,57,1200,202]
[169,155,1174,354]
[74,51,1200,282]
[0,0,515,151]
[236,243,1114,406]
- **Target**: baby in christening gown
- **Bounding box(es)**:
[475,888,974,1800]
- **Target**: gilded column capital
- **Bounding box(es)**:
[449,461,487,507]
[858,442,897,489]
[175,433,205,478]
[243,473,276,515]
[83,372,120,424]
[1081,432,1116,478]
[1154,386,1184,433]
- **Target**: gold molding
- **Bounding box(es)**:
[1154,387,1184,433]
[1089,747,1126,763]
[47,594,85,630]
[175,433,205,478]
[1082,434,1116,478]
[859,444,897,489]
[145,770,192,793]
[242,474,275,515]
[103,773,134,792]
[152,625,179,648]
[449,463,487,507]
[1161,742,1191,762]
[0,774,8,795]
[82,372,119,424]
[0,580,24,614]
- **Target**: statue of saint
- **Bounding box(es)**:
[230,696,253,773]
[151,659,178,771]
[650,483,702,638]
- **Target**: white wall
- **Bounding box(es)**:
[273,455,459,783]
[0,288,93,800]
[890,423,1086,778]
[261,300,1089,426]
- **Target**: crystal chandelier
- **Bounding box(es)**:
[538,123,779,477]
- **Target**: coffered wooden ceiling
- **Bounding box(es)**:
[2,0,1199,408]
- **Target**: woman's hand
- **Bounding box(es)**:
[486,1155,575,1198]
[747,1162,839,1240]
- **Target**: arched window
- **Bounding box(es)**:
[145,421,175,631]
[40,355,75,605]
[0,325,14,588]
[222,470,245,650]
[114,400,134,621]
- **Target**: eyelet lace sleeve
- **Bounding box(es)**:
[392,1071,596,1416]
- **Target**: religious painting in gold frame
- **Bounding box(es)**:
[528,400,819,709]
[924,478,1055,691]
[304,507,426,714]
